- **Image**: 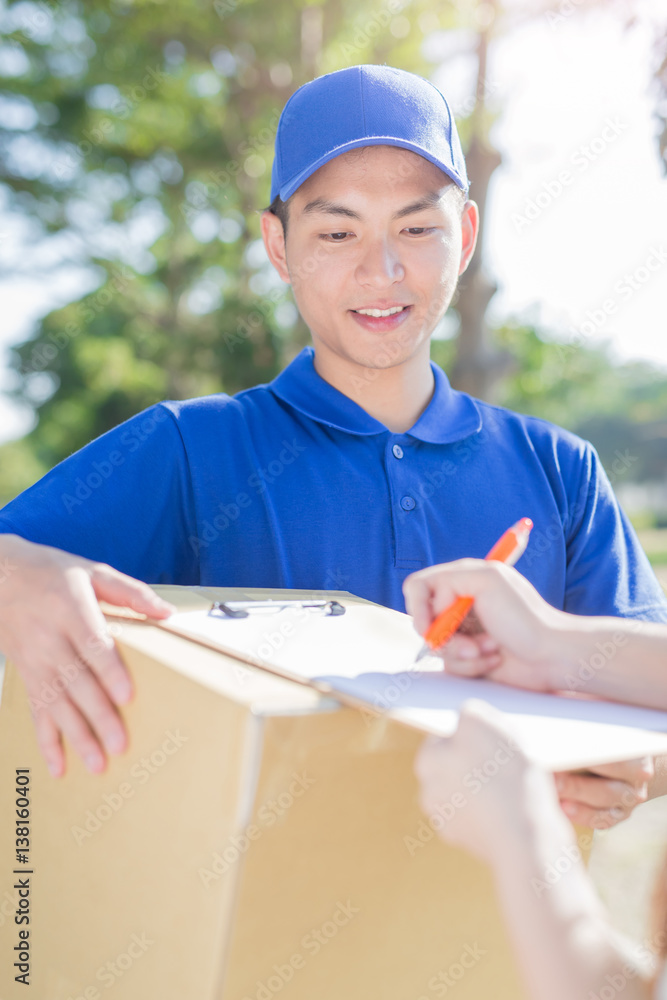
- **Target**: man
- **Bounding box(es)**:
[0,65,664,827]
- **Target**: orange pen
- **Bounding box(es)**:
[416,517,534,660]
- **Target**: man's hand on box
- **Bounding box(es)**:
[0,534,175,778]
[554,756,654,829]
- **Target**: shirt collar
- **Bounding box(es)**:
[268,347,482,445]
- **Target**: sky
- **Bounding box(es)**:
[0,1,666,444]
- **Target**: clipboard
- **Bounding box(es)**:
[140,596,667,773]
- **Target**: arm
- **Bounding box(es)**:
[403,559,667,708]
[404,559,667,826]
[0,404,198,777]
[415,702,658,1000]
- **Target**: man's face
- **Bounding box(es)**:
[262,145,478,375]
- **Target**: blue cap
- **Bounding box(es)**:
[270,64,469,203]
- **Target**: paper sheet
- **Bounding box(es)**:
[164,603,667,771]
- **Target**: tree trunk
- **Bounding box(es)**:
[450,3,513,401]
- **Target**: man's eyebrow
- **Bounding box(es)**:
[300,191,445,221]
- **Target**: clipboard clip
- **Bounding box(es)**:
[208,599,346,620]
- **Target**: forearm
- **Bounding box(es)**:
[647,754,667,800]
[490,774,655,1000]
[549,616,667,710]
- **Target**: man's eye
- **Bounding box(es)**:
[405,227,432,235]
[321,232,350,241]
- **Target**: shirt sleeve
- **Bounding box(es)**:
[563,442,667,621]
[0,404,199,585]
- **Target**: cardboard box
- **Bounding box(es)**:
[0,587,533,999]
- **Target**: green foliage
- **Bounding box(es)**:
[495,323,667,483]
[0,0,460,501]
[1,0,666,510]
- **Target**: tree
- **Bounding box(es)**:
[0,0,460,500]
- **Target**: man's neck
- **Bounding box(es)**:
[312,348,435,433]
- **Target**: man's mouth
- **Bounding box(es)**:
[351,305,410,318]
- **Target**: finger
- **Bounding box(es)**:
[91,564,176,618]
[478,634,501,655]
[30,708,64,778]
[20,632,109,774]
[414,735,449,781]
[444,634,486,660]
[46,693,107,774]
[559,798,630,830]
[555,773,646,810]
[64,665,128,758]
[403,573,439,636]
[585,757,654,787]
[442,651,503,678]
[65,569,134,707]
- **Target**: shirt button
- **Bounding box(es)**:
[400,496,416,511]
[392,444,404,459]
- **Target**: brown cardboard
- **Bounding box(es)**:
[0,587,532,998]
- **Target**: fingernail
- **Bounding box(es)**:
[458,646,477,660]
[48,759,62,778]
[106,731,125,754]
[562,802,577,817]
[155,600,177,614]
[111,678,132,704]
[85,753,104,773]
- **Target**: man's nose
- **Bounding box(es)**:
[355,236,405,287]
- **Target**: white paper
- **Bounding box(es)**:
[165,604,667,770]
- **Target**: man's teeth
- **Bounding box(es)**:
[354,306,407,317]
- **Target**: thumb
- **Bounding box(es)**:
[90,565,177,618]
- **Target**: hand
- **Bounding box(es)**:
[0,534,175,778]
[554,757,654,830]
[403,559,572,691]
[414,699,565,866]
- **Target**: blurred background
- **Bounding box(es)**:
[0,0,666,568]
[1,0,667,949]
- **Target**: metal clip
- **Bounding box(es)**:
[208,599,346,620]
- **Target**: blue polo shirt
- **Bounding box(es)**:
[0,347,665,620]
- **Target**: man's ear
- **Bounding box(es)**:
[260,210,291,284]
[458,200,479,276]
